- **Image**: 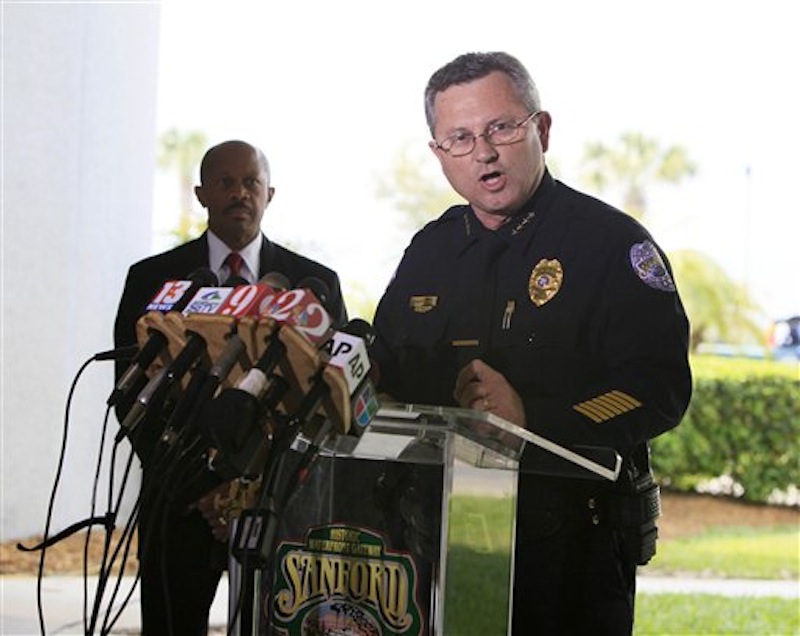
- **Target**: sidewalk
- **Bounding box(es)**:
[2,574,797,635]
[0,575,229,635]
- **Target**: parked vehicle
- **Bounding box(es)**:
[769,316,800,361]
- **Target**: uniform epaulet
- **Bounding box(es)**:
[413,205,469,239]
[427,205,468,227]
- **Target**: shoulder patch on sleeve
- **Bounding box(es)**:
[629,240,676,292]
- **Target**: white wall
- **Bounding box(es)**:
[2,3,160,540]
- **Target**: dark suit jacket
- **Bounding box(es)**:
[113,232,347,448]
[114,232,347,365]
[111,233,348,632]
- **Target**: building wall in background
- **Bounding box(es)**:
[2,3,161,540]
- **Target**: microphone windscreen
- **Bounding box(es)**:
[296,277,331,311]
[340,318,375,347]
[222,275,250,288]
[187,267,219,287]
[260,271,290,291]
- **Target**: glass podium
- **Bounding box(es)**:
[227,403,621,635]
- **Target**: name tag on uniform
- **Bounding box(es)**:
[409,296,438,313]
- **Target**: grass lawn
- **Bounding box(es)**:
[647,525,798,579]
[445,494,799,635]
[635,594,799,635]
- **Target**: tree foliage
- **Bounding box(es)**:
[668,250,766,350]
[578,132,765,350]
[158,128,208,244]
[581,132,697,221]
[374,140,462,230]
[377,134,764,352]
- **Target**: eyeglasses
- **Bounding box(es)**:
[433,112,539,157]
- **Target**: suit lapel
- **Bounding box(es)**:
[257,234,273,280]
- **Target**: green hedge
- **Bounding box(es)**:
[651,356,799,503]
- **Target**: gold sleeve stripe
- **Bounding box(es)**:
[607,390,642,409]
[575,400,616,422]
[573,390,643,423]
[595,390,640,414]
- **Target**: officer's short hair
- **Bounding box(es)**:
[424,51,542,136]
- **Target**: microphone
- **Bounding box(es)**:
[340,317,376,347]
[194,284,332,431]
[335,318,380,435]
[229,319,380,567]
[115,326,208,443]
[196,283,334,477]
[94,345,139,362]
[296,277,331,311]
[226,318,378,568]
[180,286,236,315]
[316,319,378,435]
[350,374,380,432]
[270,317,377,440]
[158,320,248,445]
[287,358,380,493]
[117,270,273,443]
[156,273,293,474]
[146,290,285,499]
[145,267,218,313]
[266,284,335,347]
[108,268,218,407]
[162,271,289,404]
[154,273,288,443]
[180,271,291,397]
[261,271,290,292]
[321,331,370,400]
[246,316,379,441]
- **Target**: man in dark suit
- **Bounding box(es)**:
[113,139,348,635]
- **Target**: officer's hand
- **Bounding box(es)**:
[453,359,526,428]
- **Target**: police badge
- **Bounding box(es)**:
[630,241,676,292]
[528,258,563,307]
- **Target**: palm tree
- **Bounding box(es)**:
[157,128,208,244]
[668,249,765,350]
[374,140,462,231]
[581,132,697,221]
[579,132,766,351]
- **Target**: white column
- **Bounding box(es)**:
[2,2,160,540]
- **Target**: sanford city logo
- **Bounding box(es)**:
[271,525,423,635]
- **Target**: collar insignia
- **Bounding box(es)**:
[511,210,536,236]
[409,296,438,313]
[630,241,676,292]
[529,258,563,307]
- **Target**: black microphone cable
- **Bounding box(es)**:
[28,353,94,635]
[87,406,143,636]
[108,267,219,409]
[82,357,143,635]
[15,348,141,635]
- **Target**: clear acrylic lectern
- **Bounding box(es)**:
[227,403,621,635]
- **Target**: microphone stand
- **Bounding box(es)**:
[229,379,332,635]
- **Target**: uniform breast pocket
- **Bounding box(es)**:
[494,330,582,397]
[395,307,450,352]
[391,309,460,404]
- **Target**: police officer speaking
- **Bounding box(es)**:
[371,51,692,635]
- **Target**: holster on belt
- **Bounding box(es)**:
[605,454,661,566]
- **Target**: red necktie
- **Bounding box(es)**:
[225,252,244,279]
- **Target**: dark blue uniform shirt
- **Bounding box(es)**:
[373,171,692,458]
[372,170,692,633]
